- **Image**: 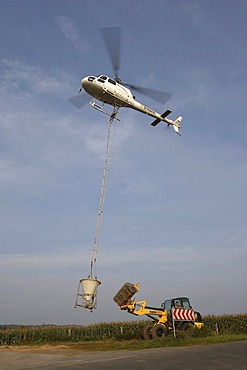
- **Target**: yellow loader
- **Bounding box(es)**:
[113,282,204,339]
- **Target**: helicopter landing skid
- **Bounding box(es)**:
[89,101,120,121]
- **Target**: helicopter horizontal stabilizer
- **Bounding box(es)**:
[151,109,172,126]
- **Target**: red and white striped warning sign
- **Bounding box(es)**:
[172,308,195,321]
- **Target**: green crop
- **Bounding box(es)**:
[0,314,246,346]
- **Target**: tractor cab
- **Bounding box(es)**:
[162,297,203,327]
[162,297,192,313]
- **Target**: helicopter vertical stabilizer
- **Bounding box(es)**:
[172,116,183,135]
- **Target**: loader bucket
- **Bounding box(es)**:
[113,282,139,306]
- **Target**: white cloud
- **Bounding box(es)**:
[1,59,75,98]
[0,157,38,186]
[0,250,85,272]
[182,1,201,27]
[2,229,246,273]
[56,15,91,53]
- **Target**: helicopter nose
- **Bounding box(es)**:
[81,76,96,89]
[81,77,88,89]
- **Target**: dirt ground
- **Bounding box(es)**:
[0,344,89,355]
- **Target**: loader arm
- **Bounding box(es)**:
[113,283,169,324]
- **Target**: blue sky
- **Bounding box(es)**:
[0,0,247,325]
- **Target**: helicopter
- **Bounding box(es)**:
[69,28,183,135]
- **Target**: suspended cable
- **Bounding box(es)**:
[89,107,119,279]
[74,106,119,310]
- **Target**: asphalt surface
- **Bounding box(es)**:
[0,341,247,370]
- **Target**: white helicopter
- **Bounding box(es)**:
[70,28,183,135]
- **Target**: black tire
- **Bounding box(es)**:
[142,324,153,340]
[181,322,194,331]
[151,324,168,339]
[195,311,202,322]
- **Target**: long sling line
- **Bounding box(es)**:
[89,112,118,278]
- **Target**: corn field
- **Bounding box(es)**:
[203,314,247,334]
[0,321,147,345]
[0,314,246,345]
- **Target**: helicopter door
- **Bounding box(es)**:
[107,78,117,94]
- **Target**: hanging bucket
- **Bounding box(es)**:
[80,278,101,302]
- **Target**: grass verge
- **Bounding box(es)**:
[8,333,247,352]
[68,333,247,351]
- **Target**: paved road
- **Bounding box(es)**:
[0,341,246,370]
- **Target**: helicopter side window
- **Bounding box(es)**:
[108,78,116,85]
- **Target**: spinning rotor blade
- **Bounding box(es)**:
[100,27,172,104]
[126,83,173,105]
[69,92,90,109]
[100,27,122,80]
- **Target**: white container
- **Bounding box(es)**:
[80,278,101,302]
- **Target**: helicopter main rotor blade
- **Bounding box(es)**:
[126,83,173,105]
[69,92,90,109]
[100,27,122,79]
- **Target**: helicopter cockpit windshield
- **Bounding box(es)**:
[97,75,107,83]
[95,75,117,85]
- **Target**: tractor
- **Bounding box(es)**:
[113,282,204,339]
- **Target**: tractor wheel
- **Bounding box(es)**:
[151,324,168,339]
[181,322,194,331]
[142,324,153,340]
